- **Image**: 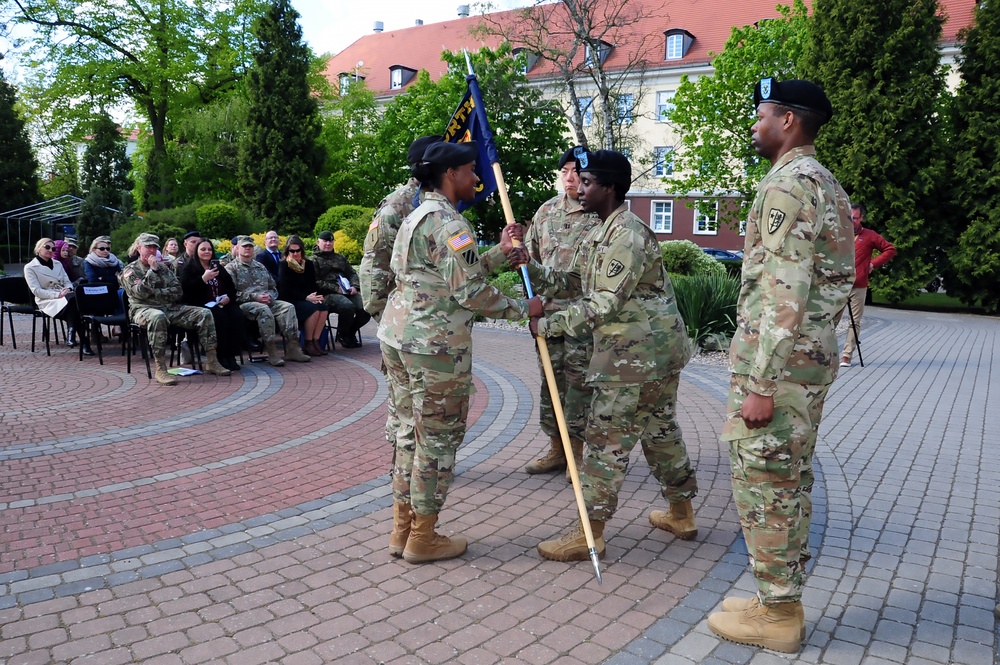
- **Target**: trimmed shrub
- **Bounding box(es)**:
[111,216,185,258]
[196,202,246,241]
[144,202,201,233]
[333,230,362,265]
[660,239,725,276]
[671,271,740,350]
[489,269,524,298]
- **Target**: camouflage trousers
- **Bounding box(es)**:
[131,304,217,357]
[722,375,830,604]
[325,293,372,337]
[537,333,593,441]
[382,344,472,516]
[239,300,298,341]
[379,340,400,456]
[582,371,697,522]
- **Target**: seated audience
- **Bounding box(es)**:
[313,230,370,348]
[179,239,247,372]
[277,235,328,357]
[256,230,283,281]
[23,238,93,355]
[226,235,311,366]
[83,236,124,283]
[162,238,182,266]
[119,233,232,385]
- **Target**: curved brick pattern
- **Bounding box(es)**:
[1,308,997,665]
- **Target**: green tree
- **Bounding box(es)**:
[801,0,948,302]
[669,1,810,224]
[11,0,267,210]
[0,55,40,212]
[76,114,134,245]
[318,83,383,208]
[239,0,326,237]
[948,0,1000,312]
[171,93,247,205]
[375,44,569,239]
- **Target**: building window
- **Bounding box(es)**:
[391,69,403,90]
[652,201,673,233]
[666,34,684,59]
[694,200,719,235]
[653,146,674,177]
[617,93,634,125]
[339,75,351,95]
[578,97,594,127]
[656,91,676,123]
[585,41,612,67]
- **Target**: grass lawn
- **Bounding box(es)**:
[872,291,992,314]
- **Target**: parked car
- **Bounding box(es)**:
[702,248,743,261]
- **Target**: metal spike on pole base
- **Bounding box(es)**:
[589,549,603,584]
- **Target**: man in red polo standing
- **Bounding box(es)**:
[840,203,896,367]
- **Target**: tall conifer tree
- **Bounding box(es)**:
[78,114,134,244]
[239,0,326,236]
[949,0,1000,312]
[801,0,947,301]
[0,57,40,212]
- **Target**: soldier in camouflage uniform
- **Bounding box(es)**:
[378,141,540,564]
[313,230,370,348]
[226,236,311,366]
[513,147,600,479]
[508,149,698,562]
[119,233,231,385]
[706,79,854,653]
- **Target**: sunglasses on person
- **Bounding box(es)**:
[288,248,303,254]
[96,246,110,251]
[42,244,54,251]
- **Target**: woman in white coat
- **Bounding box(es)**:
[23,238,93,355]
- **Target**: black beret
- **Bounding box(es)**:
[231,236,239,245]
[408,135,444,166]
[754,77,833,123]
[318,230,334,241]
[557,146,583,170]
[183,230,201,240]
[422,141,478,169]
[574,149,631,183]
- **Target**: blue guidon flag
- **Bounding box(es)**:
[443,74,500,212]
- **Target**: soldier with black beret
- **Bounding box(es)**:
[707,78,854,652]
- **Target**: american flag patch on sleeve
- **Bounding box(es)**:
[448,232,474,252]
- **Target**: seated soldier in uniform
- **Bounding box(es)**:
[119,233,232,385]
[312,230,370,348]
[226,235,311,367]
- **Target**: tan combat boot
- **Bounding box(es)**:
[720,596,805,640]
[536,520,605,562]
[204,349,232,376]
[402,512,467,563]
[648,499,698,540]
[265,341,285,367]
[525,436,567,474]
[388,503,413,558]
[565,437,584,483]
[284,337,312,363]
[154,356,177,386]
[708,600,805,653]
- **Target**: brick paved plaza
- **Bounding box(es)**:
[1,307,997,664]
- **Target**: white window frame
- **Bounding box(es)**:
[653,146,674,177]
[617,93,634,126]
[390,69,403,90]
[578,96,594,127]
[651,200,673,233]
[693,200,719,235]
[655,90,676,123]
[666,34,684,60]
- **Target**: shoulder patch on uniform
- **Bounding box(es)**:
[122,269,133,280]
[462,248,479,266]
[448,231,474,252]
[767,208,786,234]
[369,219,379,231]
[606,259,625,278]
[761,190,804,252]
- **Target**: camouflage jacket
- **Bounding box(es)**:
[729,145,855,394]
[360,178,422,317]
[312,250,359,295]
[377,192,529,355]
[226,258,279,304]
[119,259,183,311]
[529,205,692,384]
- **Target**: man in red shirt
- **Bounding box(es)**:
[841,203,896,366]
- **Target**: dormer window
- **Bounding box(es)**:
[339,72,364,95]
[511,47,539,74]
[585,40,612,67]
[389,65,417,90]
[664,29,694,60]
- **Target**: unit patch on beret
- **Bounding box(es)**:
[606,259,625,278]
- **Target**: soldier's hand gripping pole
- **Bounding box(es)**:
[491,162,602,584]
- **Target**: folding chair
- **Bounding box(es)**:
[324,311,362,350]
[0,276,62,354]
[121,292,152,379]
[76,283,129,368]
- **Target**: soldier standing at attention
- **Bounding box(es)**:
[120,233,232,385]
[378,141,542,564]
[707,78,854,653]
[507,149,699,562]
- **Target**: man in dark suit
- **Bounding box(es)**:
[256,229,282,281]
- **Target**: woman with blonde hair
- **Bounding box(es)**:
[23,238,94,355]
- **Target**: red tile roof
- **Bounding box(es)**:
[324,0,976,97]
